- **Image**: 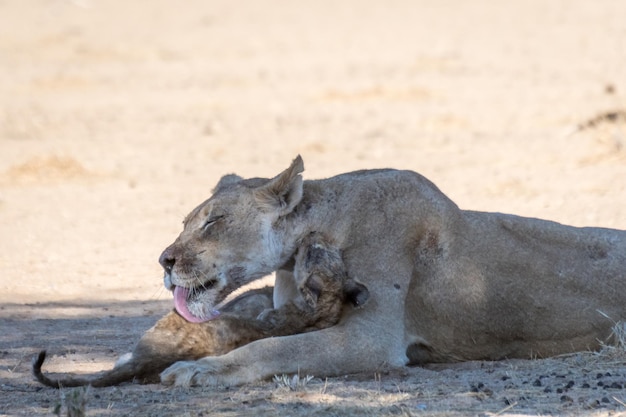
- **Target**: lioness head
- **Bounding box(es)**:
[159,156,305,322]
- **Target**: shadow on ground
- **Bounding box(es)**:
[3,300,626,416]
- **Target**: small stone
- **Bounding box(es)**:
[582,383,590,389]
[601,397,611,403]
[560,395,574,403]
[470,382,486,393]
[586,399,601,409]
[533,379,542,387]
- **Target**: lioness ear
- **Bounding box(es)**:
[253,155,304,216]
[213,174,243,193]
[343,279,369,308]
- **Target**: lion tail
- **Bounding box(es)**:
[32,350,148,388]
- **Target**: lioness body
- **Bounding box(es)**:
[34,232,367,387]
[159,156,626,386]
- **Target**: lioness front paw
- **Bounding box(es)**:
[160,361,201,387]
[160,358,232,387]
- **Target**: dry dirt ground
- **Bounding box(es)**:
[1,0,625,416]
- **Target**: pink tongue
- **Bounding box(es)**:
[173,286,219,323]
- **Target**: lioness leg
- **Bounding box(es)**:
[160,320,400,387]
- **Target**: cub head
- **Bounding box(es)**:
[159,156,305,322]
[294,232,370,310]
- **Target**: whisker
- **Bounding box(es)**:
[148,284,167,301]
[193,271,208,290]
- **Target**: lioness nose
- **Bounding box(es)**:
[158,248,176,273]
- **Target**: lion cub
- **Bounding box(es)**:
[259,231,369,330]
[33,232,368,387]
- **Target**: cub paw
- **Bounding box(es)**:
[256,308,284,328]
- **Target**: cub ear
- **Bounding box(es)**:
[213,174,243,193]
[253,155,304,216]
[343,279,369,308]
[300,273,323,308]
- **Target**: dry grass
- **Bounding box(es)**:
[55,387,89,417]
[273,373,315,392]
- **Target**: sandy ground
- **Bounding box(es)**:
[0,0,625,415]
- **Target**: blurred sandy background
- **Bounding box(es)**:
[0,0,624,307]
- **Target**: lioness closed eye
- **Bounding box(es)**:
[33,232,367,388]
[157,155,626,388]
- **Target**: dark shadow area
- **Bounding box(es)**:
[0,300,171,383]
[0,298,172,318]
[0,299,172,350]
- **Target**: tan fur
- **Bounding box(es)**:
[158,155,626,387]
[33,233,366,388]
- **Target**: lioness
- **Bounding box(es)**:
[33,232,367,387]
[159,155,626,387]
